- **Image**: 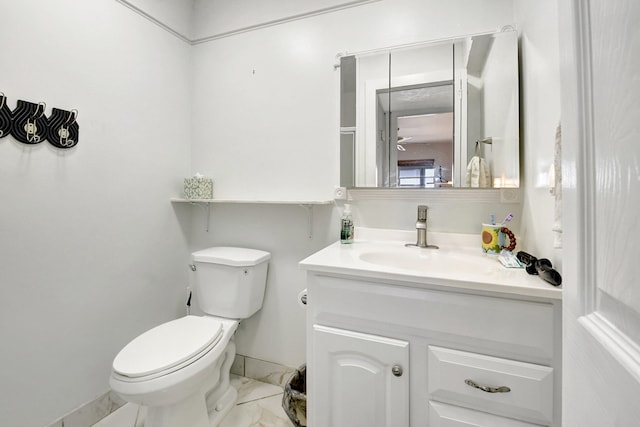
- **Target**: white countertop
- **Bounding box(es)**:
[299,227,562,300]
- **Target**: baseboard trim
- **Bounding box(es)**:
[47,355,297,425]
[46,391,126,427]
[232,354,297,389]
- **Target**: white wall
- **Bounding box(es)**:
[192,0,379,40]
[514,0,562,267]
[191,0,515,201]
[0,1,564,424]
[189,0,518,369]
[188,204,337,369]
[0,1,191,425]
[123,0,196,39]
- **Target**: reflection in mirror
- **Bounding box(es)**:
[382,82,454,188]
[339,29,519,189]
[456,31,520,188]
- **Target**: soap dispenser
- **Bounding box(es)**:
[340,204,354,244]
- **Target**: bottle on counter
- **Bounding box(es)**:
[340,204,354,244]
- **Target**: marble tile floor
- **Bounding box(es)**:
[92,375,295,427]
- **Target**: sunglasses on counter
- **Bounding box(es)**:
[516,251,562,287]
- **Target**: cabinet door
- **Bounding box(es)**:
[312,325,409,427]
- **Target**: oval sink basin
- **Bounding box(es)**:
[358,247,495,274]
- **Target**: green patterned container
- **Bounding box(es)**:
[184,177,213,199]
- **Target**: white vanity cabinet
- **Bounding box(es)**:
[304,272,562,427]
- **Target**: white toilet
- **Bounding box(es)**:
[109,247,270,427]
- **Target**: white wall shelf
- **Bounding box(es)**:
[170,198,334,236]
[171,198,333,205]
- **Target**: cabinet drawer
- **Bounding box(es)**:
[429,401,544,427]
[310,275,555,360]
[428,346,553,425]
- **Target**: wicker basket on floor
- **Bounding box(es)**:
[282,364,307,427]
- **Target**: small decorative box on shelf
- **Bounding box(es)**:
[183,175,213,200]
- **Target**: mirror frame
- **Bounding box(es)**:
[339,29,520,191]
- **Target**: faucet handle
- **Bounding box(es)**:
[417,205,428,222]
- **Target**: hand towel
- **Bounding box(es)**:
[465,156,491,188]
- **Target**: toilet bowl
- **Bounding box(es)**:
[110,316,239,427]
[109,247,270,427]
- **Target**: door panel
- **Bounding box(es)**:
[589,0,640,344]
[561,0,640,424]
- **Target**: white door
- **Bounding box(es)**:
[311,324,409,427]
[560,0,640,425]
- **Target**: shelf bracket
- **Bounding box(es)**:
[189,201,211,232]
[298,204,314,239]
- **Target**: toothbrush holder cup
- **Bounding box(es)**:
[481,224,516,254]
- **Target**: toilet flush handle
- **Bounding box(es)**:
[189,264,196,271]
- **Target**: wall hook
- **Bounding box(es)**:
[58,109,78,147]
[0,93,10,138]
[11,100,47,144]
[31,102,46,120]
[25,102,46,143]
[2,95,79,148]
[47,107,79,148]
[64,109,78,126]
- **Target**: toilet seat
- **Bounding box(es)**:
[113,316,223,381]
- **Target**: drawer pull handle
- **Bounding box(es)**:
[465,379,511,393]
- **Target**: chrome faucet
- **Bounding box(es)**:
[406,205,439,249]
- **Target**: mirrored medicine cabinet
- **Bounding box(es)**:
[339,29,520,189]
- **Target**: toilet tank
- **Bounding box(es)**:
[191,247,270,319]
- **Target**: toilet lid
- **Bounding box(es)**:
[113,316,223,378]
